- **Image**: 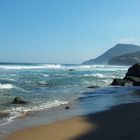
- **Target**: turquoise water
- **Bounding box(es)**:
[0,63,139,126]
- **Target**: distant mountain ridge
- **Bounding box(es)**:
[108,51,140,65]
[82,44,140,65]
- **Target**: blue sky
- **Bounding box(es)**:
[0,0,140,64]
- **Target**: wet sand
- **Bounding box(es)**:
[6,103,140,140]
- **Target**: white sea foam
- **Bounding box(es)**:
[83,73,104,78]
[82,73,118,79]
[44,64,62,69]
[63,65,128,72]
[0,64,129,71]
[32,100,68,111]
[0,100,68,126]
[0,64,62,70]
[102,79,112,84]
[42,74,50,77]
[95,65,128,71]
[0,84,14,89]
[0,78,16,82]
[92,73,104,78]
[71,65,128,69]
[110,75,115,79]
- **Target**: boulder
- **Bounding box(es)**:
[111,64,140,86]
[87,85,99,88]
[65,106,70,110]
[12,97,27,104]
[126,63,140,78]
[133,82,140,86]
[124,76,140,83]
[111,78,133,86]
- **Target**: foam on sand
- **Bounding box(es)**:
[0,100,69,126]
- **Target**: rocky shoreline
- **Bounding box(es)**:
[111,63,140,86]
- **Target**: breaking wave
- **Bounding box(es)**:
[0,64,62,70]
[0,64,129,71]
[82,73,104,78]
[0,100,68,126]
[0,84,14,89]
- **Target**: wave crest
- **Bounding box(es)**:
[0,64,62,70]
[0,84,14,89]
[82,73,104,78]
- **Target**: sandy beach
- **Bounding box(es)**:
[6,102,140,140]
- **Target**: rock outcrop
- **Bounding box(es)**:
[126,63,140,78]
[65,106,70,110]
[12,97,27,104]
[111,64,140,86]
[87,85,100,88]
[111,78,133,86]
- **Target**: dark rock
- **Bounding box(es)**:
[124,76,140,83]
[123,76,140,87]
[111,78,133,86]
[69,69,75,71]
[111,64,140,86]
[12,97,27,104]
[87,85,99,88]
[126,63,140,78]
[133,82,140,86]
[65,106,70,110]
[0,112,9,118]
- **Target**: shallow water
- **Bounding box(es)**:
[0,63,130,126]
[0,63,140,139]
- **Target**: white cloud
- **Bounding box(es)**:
[118,38,135,44]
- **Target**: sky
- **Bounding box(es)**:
[0,0,140,64]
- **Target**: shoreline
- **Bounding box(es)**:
[5,102,140,140]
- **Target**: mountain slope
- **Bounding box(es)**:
[108,51,140,65]
[82,44,140,65]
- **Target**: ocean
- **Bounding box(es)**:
[0,63,140,135]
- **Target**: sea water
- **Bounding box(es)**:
[0,63,140,127]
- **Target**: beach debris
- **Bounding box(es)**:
[111,63,140,86]
[12,97,27,104]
